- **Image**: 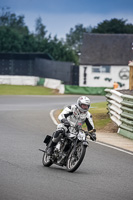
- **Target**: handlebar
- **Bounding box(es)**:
[80,128,96,135]
[69,124,96,141]
[69,124,96,136]
[80,129,96,141]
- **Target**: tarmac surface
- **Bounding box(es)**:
[0,95,133,200]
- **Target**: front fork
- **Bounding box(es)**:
[71,138,88,155]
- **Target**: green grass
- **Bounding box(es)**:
[82,102,111,130]
[90,102,111,130]
[90,102,108,114]
[0,85,55,95]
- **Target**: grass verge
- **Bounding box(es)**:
[0,85,57,95]
[89,102,111,130]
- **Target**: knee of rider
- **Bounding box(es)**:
[52,129,65,142]
[55,129,65,137]
[53,130,60,138]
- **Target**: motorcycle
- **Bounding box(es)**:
[39,124,96,173]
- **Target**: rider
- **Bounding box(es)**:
[47,96,96,155]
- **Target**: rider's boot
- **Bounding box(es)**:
[47,140,56,155]
[47,129,65,155]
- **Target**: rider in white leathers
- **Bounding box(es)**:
[47,96,96,155]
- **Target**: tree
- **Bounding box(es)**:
[0,7,29,35]
[35,17,47,40]
[65,24,92,53]
[91,18,133,33]
[0,8,78,64]
[45,36,78,64]
[0,27,22,52]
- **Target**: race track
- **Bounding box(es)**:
[0,95,133,200]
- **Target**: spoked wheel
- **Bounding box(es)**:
[66,142,86,172]
[42,152,53,167]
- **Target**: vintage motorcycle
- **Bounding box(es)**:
[39,124,96,173]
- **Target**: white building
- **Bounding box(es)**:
[79,34,133,89]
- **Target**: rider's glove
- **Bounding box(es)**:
[90,132,96,141]
[61,118,70,127]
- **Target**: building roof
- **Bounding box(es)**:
[80,33,133,65]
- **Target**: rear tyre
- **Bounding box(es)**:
[66,142,86,172]
[42,152,53,167]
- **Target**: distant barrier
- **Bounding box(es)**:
[105,89,133,139]
[0,53,76,85]
[44,78,64,94]
[0,76,65,94]
[0,76,108,95]
[65,85,107,95]
[43,81,107,95]
[0,75,39,86]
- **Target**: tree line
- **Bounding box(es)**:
[0,7,133,64]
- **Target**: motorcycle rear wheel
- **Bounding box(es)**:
[42,152,53,167]
[66,142,86,172]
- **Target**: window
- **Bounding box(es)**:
[92,66,110,73]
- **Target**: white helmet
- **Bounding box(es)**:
[77,96,90,113]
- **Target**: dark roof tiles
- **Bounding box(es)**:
[80,34,133,65]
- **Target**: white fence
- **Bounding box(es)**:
[105,89,133,139]
[0,76,65,94]
[0,75,39,86]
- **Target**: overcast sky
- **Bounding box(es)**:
[1,0,133,39]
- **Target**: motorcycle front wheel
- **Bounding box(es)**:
[66,142,86,172]
[42,152,53,167]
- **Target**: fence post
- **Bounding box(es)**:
[129,61,133,90]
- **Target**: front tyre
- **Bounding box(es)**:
[42,152,53,167]
[66,142,86,172]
